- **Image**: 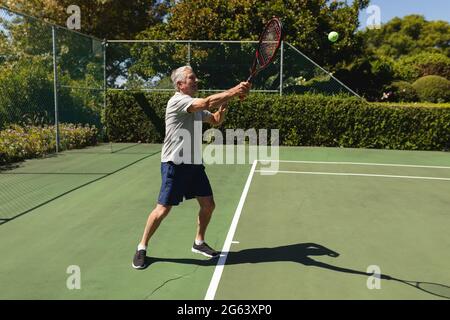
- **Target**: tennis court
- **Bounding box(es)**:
[1,144,449,300]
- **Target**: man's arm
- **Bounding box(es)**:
[187,82,250,113]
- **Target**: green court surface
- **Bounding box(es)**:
[0,144,449,300]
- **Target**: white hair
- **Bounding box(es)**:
[171,66,192,91]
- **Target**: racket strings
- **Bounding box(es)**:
[258,21,282,66]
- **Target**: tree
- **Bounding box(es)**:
[1,1,172,91]
[0,3,111,128]
[338,14,450,101]
[123,0,369,91]
[0,0,169,39]
[334,56,395,100]
[361,15,450,59]
[143,0,368,66]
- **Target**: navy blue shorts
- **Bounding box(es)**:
[158,162,213,206]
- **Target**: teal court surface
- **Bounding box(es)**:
[1,144,449,299]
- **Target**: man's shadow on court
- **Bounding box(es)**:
[145,242,450,299]
[146,243,367,275]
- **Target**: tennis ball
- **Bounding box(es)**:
[328,31,339,42]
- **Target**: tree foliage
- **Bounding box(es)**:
[0,0,169,39]
[340,15,450,101]
[139,0,369,67]
[121,0,369,92]
[2,1,448,102]
[361,15,450,59]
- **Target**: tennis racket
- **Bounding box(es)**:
[239,17,283,101]
[247,17,284,83]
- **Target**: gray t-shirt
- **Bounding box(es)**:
[161,92,212,164]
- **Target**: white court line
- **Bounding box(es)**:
[257,160,450,170]
[255,170,450,181]
[205,160,258,300]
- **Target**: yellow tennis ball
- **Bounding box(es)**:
[328,31,339,42]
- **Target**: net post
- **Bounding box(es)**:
[52,25,60,153]
[279,41,284,96]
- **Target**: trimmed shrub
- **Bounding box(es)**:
[394,52,450,81]
[0,124,98,165]
[385,81,419,102]
[412,75,450,103]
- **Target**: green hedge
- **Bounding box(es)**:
[104,91,169,143]
[105,91,450,151]
[0,124,98,165]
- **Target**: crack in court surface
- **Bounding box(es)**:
[144,266,201,299]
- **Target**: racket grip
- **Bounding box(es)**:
[239,75,253,101]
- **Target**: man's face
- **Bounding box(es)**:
[178,70,198,96]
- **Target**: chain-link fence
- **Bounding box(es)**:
[106,40,359,97]
[0,6,362,223]
[1,5,359,154]
[0,6,55,130]
[0,5,105,153]
[55,26,105,146]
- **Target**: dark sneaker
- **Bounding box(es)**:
[191,242,220,258]
[132,249,147,269]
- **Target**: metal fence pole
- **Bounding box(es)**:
[279,41,284,96]
[102,39,112,152]
[187,41,191,65]
[103,40,107,111]
[52,26,60,153]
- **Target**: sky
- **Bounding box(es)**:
[353,0,450,29]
